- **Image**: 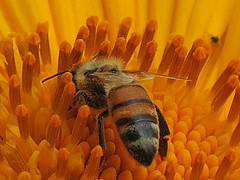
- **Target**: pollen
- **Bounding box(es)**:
[117,17,132,39]
[95,21,109,54]
[9,75,21,113]
[58,41,72,72]
[110,37,127,58]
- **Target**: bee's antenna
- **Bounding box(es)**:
[89,53,99,61]
[42,70,69,83]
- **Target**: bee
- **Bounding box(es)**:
[42,57,170,166]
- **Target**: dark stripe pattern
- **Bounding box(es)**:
[111,98,153,112]
[116,113,157,127]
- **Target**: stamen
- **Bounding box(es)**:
[36,22,51,64]
[189,151,206,180]
[103,155,120,173]
[187,47,206,89]
[28,33,40,76]
[122,32,141,65]
[97,41,111,59]
[70,105,90,145]
[167,45,188,84]
[139,41,158,72]
[230,117,240,146]
[211,75,239,111]
[227,86,240,122]
[1,38,17,76]
[110,37,127,58]
[180,38,205,78]
[56,148,70,178]
[164,162,176,180]
[9,75,21,113]
[94,21,109,54]
[58,41,72,72]
[85,16,98,58]
[52,72,72,112]
[81,145,103,180]
[133,166,148,180]
[68,39,85,66]
[158,35,184,74]
[76,26,90,41]
[137,20,158,62]
[100,167,117,180]
[55,82,76,118]
[0,141,28,173]
[117,17,132,39]
[16,104,29,139]
[22,52,35,93]
[213,149,236,180]
[15,33,28,61]
[211,59,240,95]
[46,114,61,148]
[117,170,133,180]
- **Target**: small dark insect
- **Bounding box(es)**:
[211,36,219,43]
[43,57,170,166]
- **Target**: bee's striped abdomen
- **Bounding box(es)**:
[108,85,159,166]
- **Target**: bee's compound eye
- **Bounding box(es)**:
[100,64,119,73]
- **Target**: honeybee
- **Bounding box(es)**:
[43,57,170,166]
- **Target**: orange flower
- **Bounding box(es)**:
[0,1,240,180]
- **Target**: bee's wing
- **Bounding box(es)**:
[89,72,135,85]
[122,70,190,81]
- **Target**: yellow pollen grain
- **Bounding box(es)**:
[140,40,158,72]
[176,165,185,177]
[174,140,185,155]
[56,148,70,178]
[132,165,148,180]
[104,128,115,142]
[117,17,132,39]
[100,167,117,180]
[173,132,187,144]
[199,141,211,156]
[58,41,72,72]
[193,124,206,139]
[230,117,240,146]
[146,170,161,180]
[187,130,202,144]
[122,32,141,64]
[211,75,239,111]
[205,136,218,153]
[16,104,29,139]
[117,170,132,180]
[22,52,35,93]
[167,45,188,84]
[227,86,240,122]
[186,140,200,158]
[137,20,158,63]
[158,35,184,74]
[206,154,219,168]
[110,37,127,58]
[177,149,191,168]
[36,22,51,64]
[46,114,61,148]
[179,116,192,130]
[174,121,188,135]
[211,59,239,95]
[69,39,85,65]
[9,75,21,113]
[214,149,236,180]
[28,33,40,76]
[95,21,109,54]
[76,26,90,41]
[104,141,116,157]
[85,16,98,58]
[103,155,121,173]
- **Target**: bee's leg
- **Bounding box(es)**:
[97,110,109,166]
[155,105,170,158]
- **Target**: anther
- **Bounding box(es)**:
[36,22,51,64]
[71,105,90,145]
[97,41,111,59]
[22,52,36,93]
[187,47,206,89]
[81,145,103,180]
[16,104,29,139]
[117,17,132,39]
[28,33,40,76]
[110,37,127,58]
[1,38,17,76]
[52,72,72,112]
[189,151,206,180]
[167,45,188,84]
[211,59,240,95]
[211,75,239,111]
[227,86,240,122]
[230,117,240,146]
[76,26,90,41]
[9,75,21,114]
[164,162,176,180]
[85,16,98,58]
[94,21,109,54]
[214,149,236,180]
[68,39,85,66]
[58,41,72,72]
[180,38,205,78]
[137,20,158,62]
[46,114,62,148]
[56,82,76,118]
[158,35,184,74]
[56,148,70,178]
[139,41,158,72]
[15,33,28,61]
[122,32,141,65]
